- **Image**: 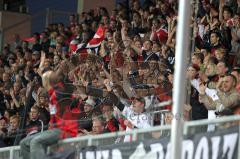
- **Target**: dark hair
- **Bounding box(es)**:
[100,103,113,112]
[202,45,211,52]
[134,97,145,106]
[58,23,64,27]
[236,7,240,16]
[148,53,159,61]
[223,6,233,17]
[152,18,160,24]
[132,11,141,18]
[70,14,76,18]
[192,53,204,63]
[33,32,40,41]
[232,68,240,73]
[210,30,221,38]
[208,56,218,65]
[145,39,153,46]
[99,7,109,17]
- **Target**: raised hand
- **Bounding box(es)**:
[151,25,157,32]
[124,119,134,129]
[166,16,172,24]
[40,51,46,63]
[220,0,225,8]
[103,79,112,91]
[10,88,15,98]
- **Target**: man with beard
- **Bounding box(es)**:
[199,74,240,115]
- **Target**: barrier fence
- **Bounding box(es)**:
[0,115,239,159]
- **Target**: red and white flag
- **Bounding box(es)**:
[76,26,105,53]
[86,26,105,48]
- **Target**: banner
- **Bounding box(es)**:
[78,126,239,159]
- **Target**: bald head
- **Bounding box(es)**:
[42,70,53,90]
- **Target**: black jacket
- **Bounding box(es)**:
[25,119,44,136]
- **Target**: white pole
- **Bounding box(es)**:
[171,0,191,159]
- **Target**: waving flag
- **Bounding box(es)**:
[76,26,105,54]
[23,37,35,42]
[86,26,105,48]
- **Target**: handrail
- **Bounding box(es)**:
[0,115,238,148]
[0,146,20,153]
[183,115,240,135]
[185,115,240,127]
[0,115,239,159]
[59,124,171,144]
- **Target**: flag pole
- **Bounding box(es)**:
[171,1,191,159]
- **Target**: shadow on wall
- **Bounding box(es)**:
[0,11,31,46]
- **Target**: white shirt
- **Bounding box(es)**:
[122,105,152,142]
[190,79,219,131]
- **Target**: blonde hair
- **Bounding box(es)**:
[50,32,58,39]
[10,115,19,122]
[31,105,39,113]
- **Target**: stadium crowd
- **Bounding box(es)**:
[0,0,239,151]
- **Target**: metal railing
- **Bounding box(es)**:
[0,115,239,159]
[0,146,21,159]
[184,114,240,135]
[0,28,3,52]
[60,124,171,145]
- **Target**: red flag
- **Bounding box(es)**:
[86,26,105,48]
[75,26,105,56]
[23,37,35,42]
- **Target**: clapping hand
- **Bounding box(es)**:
[199,83,207,95]
[166,16,172,24]
[104,79,112,91]
[124,120,134,129]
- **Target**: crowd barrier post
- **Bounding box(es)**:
[238,124,240,158]
[171,0,191,158]
[132,131,137,142]
[9,149,13,159]
[0,28,3,52]
[87,137,92,146]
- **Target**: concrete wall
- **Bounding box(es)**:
[0,11,31,45]
[79,0,115,15]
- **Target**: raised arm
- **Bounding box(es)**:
[219,0,225,22]
[37,51,46,77]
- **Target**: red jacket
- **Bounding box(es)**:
[105,117,119,132]
[48,85,78,139]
